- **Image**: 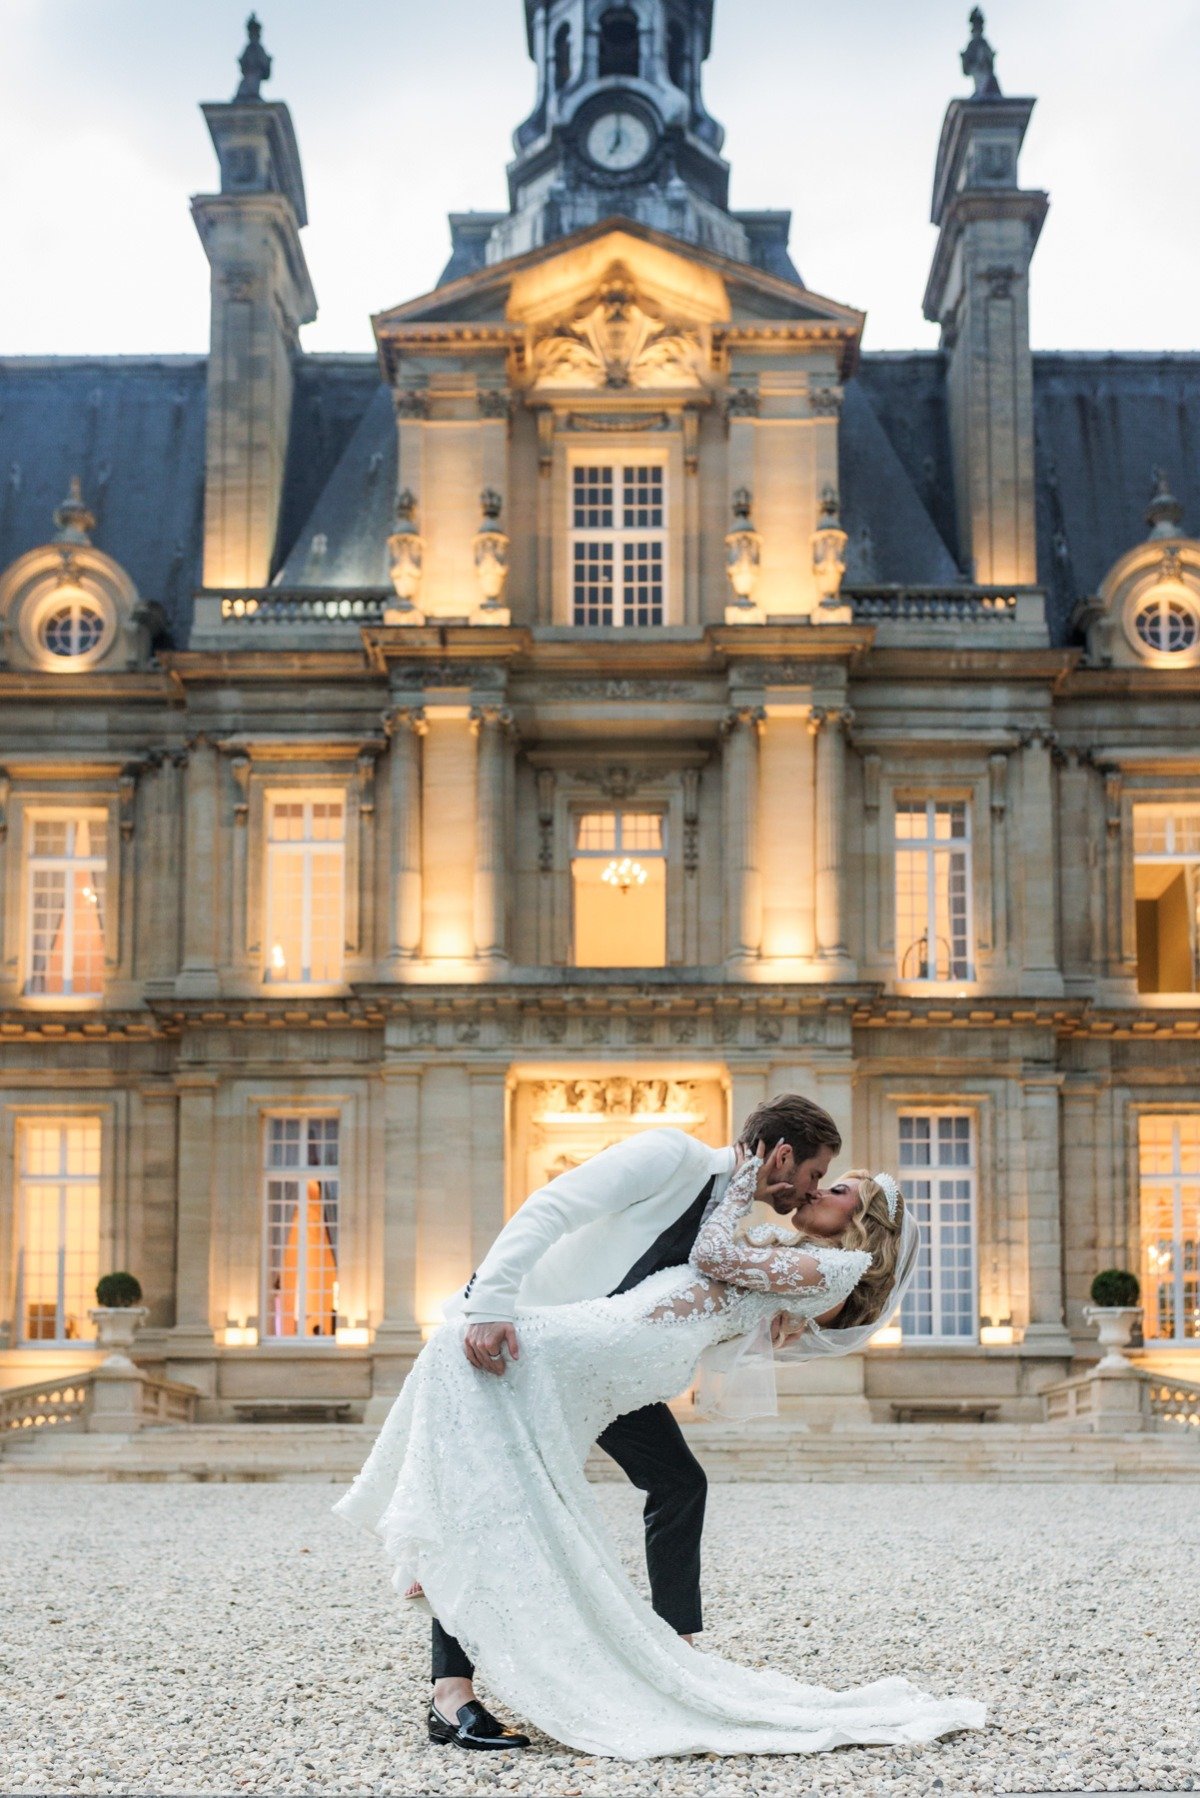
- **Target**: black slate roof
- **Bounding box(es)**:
[0,356,208,639]
[3,347,1198,648]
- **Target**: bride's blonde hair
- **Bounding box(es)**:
[833,1170,906,1329]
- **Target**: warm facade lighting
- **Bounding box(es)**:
[980,1322,1015,1347]
[223,1322,259,1347]
[871,1323,903,1348]
[336,1322,370,1348]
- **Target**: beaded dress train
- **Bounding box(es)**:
[332,1158,985,1760]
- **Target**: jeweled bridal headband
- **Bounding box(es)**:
[872,1173,902,1222]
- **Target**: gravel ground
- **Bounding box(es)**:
[1,1480,1197,1798]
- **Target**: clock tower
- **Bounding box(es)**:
[458,1,798,281]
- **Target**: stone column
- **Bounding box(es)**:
[472,707,513,965]
[365,1063,423,1422]
[177,737,220,998]
[168,1071,216,1352]
[1019,729,1062,994]
[386,708,425,965]
[812,707,853,966]
[1019,1075,1074,1356]
[722,707,764,964]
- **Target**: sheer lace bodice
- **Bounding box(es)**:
[332,1174,984,1759]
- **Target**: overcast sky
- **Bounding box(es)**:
[2,0,1197,358]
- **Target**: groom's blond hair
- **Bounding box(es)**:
[739,1094,841,1163]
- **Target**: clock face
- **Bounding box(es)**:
[586,109,654,173]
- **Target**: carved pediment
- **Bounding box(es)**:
[530,264,707,393]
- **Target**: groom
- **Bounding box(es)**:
[427,1092,843,1751]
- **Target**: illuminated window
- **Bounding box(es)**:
[571,464,666,627]
[895,800,973,982]
[25,813,107,997]
[572,810,666,968]
[1134,803,1200,994]
[1139,1116,1200,1344]
[263,1115,340,1340]
[898,1112,977,1341]
[265,795,345,985]
[1133,587,1200,656]
[598,7,639,76]
[41,597,107,659]
[15,1119,101,1345]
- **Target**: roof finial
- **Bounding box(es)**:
[234,13,272,102]
[1146,467,1184,540]
[53,476,95,545]
[962,8,1002,98]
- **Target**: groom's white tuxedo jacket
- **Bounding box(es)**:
[447,1128,736,1325]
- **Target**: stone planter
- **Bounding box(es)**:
[1083,1305,1142,1372]
[88,1305,149,1354]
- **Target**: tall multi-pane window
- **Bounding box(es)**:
[571,463,666,627]
[898,1112,977,1341]
[1139,1115,1200,1344]
[895,800,973,982]
[263,1115,340,1340]
[265,796,345,984]
[1133,803,1200,994]
[15,1119,101,1344]
[25,813,107,997]
[572,811,667,968]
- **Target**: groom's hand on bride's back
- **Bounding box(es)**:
[464,1322,520,1376]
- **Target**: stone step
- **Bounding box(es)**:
[3,1419,1198,1482]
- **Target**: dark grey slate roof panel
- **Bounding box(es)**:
[274,383,396,588]
[839,375,961,586]
[1033,353,1200,641]
[0,357,207,640]
[275,355,383,575]
[853,352,961,570]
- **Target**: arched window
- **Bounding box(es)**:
[598,7,640,77]
[553,22,572,91]
[667,19,687,89]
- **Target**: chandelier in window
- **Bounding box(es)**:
[602,857,649,894]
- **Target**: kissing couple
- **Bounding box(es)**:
[333,1093,985,1760]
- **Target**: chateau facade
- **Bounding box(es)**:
[1,4,1198,1425]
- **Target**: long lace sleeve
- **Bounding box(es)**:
[690,1155,872,1300]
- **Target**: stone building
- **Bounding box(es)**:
[1,4,1198,1426]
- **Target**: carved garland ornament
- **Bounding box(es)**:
[531,265,707,392]
[532,1078,700,1121]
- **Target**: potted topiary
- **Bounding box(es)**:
[1083,1269,1142,1369]
[89,1272,149,1353]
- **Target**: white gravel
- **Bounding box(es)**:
[1,1480,1197,1797]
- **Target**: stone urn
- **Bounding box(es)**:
[88,1305,150,1356]
[1083,1305,1143,1372]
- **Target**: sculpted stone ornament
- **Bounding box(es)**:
[473,489,511,624]
[531,265,706,391]
[234,14,271,102]
[53,476,96,545]
[386,490,425,625]
[532,1078,699,1122]
[812,485,850,610]
[724,488,763,624]
[962,7,1001,99]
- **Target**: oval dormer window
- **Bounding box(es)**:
[1133,585,1200,657]
[41,593,109,659]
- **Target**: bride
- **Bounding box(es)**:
[332,1146,985,1760]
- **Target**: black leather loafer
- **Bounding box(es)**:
[427,1699,531,1750]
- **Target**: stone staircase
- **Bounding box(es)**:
[2,1418,1199,1482]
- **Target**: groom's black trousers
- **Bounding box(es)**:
[430,1400,708,1680]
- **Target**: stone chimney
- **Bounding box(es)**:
[923,10,1048,586]
[191,15,317,590]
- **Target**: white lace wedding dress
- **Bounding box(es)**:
[332,1159,985,1759]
